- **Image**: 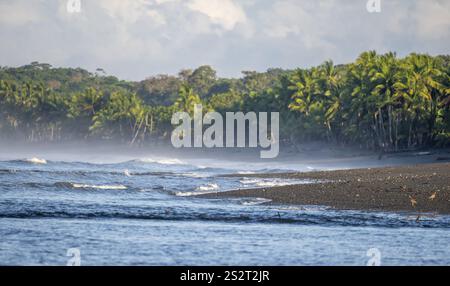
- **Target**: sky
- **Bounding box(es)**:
[0,0,449,80]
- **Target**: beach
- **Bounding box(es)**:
[201,162,450,215]
[1,152,450,265]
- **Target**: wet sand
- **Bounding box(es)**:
[201,162,450,214]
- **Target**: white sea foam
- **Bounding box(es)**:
[239,178,284,187]
[240,178,312,188]
[72,184,127,190]
[25,157,47,164]
[175,183,220,197]
[196,183,219,191]
[175,190,217,197]
[241,198,273,206]
[181,172,210,178]
[238,171,256,175]
[124,169,131,177]
[274,205,330,212]
[175,191,198,197]
[175,190,215,197]
[138,158,186,165]
[239,179,261,185]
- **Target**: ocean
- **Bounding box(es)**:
[0,152,449,265]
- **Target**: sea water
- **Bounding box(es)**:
[0,155,449,265]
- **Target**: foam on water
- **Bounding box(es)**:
[137,158,186,165]
[239,178,315,188]
[71,183,128,190]
[196,183,219,191]
[2,153,450,265]
[174,183,220,196]
[240,198,273,206]
[25,157,47,165]
[180,172,211,178]
[238,171,256,175]
[175,190,216,197]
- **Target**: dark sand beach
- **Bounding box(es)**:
[201,162,450,214]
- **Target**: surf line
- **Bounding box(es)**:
[171,104,279,159]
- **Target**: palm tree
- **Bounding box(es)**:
[173,84,202,115]
[371,52,402,149]
[317,60,343,142]
[68,88,104,139]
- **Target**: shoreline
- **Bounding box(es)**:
[1,143,449,171]
[200,162,450,215]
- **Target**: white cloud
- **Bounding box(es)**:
[98,0,149,24]
[259,0,342,54]
[0,0,448,80]
[147,9,166,26]
[186,0,246,30]
[262,1,312,38]
[0,1,41,26]
[414,0,450,39]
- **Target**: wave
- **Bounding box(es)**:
[238,171,256,175]
[1,208,448,228]
[175,184,220,197]
[128,171,174,176]
[0,168,174,177]
[196,183,219,191]
[26,157,47,164]
[0,181,131,191]
[54,182,128,190]
[175,191,211,197]
[72,184,127,190]
[239,178,311,188]
[135,158,186,165]
[7,157,48,165]
[240,198,273,206]
[180,172,211,178]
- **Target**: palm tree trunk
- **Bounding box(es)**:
[388,105,393,148]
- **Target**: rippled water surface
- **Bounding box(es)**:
[1,155,449,265]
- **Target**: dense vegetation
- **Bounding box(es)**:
[1,52,449,151]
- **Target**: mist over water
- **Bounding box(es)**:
[1,144,449,265]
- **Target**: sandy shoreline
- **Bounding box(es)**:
[201,162,450,215]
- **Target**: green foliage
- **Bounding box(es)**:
[208,90,243,113]
[90,91,149,142]
[287,51,450,149]
[173,85,203,115]
[0,53,449,149]
[136,75,181,106]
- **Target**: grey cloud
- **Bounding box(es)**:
[0,0,448,80]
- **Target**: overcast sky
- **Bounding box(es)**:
[0,0,449,80]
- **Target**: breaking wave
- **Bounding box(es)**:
[25,157,47,164]
[180,172,211,178]
[0,207,448,228]
[240,198,273,206]
[55,182,128,190]
[175,184,220,197]
[196,183,219,191]
[239,178,315,188]
[71,184,128,190]
[135,158,186,165]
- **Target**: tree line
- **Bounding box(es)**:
[0,52,449,151]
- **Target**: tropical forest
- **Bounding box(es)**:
[1,51,449,151]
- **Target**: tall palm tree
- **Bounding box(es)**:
[371,52,402,149]
[174,84,202,115]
